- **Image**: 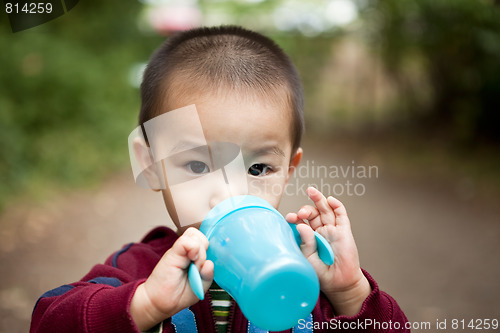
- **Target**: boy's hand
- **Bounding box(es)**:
[286,187,371,317]
[130,228,214,331]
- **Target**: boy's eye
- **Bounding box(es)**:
[248,163,272,176]
[186,161,210,174]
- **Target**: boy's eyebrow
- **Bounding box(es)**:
[169,140,207,154]
[168,141,285,158]
[253,146,286,158]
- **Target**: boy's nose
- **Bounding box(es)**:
[209,184,235,209]
[208,173,248,209]
[209,193,229,210]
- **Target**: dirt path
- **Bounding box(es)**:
[1,138,499,332]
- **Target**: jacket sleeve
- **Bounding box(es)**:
[30,255,150,333]
[30,228,176,333]
[311,269,410,332]
[30,275,146,333]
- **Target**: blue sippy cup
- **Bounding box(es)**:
[193,195,331,331]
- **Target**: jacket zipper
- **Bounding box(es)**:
[207,285,236,333]
[226,298,236,333]
[206,291,219,333]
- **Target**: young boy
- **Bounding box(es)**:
[30,26,408,332]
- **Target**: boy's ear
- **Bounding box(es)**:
[132,137,165,191]
[287,147,303,180]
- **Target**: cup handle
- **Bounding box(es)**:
[188,262,205,300]
[288,223,335,266]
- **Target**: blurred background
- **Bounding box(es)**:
[1,0,499,332]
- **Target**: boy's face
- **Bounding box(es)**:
[149,91,302,232]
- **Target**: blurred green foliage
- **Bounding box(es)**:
[0,1,163,210]
[273,33,339,119]
[361,0,500,142]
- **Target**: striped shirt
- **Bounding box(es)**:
[209,281,232,333]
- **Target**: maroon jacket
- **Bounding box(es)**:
[30,226,409,333]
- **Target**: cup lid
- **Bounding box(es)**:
[199,195,280,238]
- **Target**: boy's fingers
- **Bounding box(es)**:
[183,228,212,272]
[298,205,327,230]
[297,205,318,221]
[183,228,210,261]
[326,196,348,216]
[169,228,208,269]
[193,245,207,271]
[306,187,329,214]
[307,187,335,226]
[285,212,299,224]
[184,227,209,250]
[296,205,325,231]
[200,260,214,290]
[296,223,317,259]
[327,196,350,227]
[183,239,201,263]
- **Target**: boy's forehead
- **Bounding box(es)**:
[146,103,290,157]
[144,104,206,158]
[164,89,293,149]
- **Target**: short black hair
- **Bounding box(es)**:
[139,25,304,152]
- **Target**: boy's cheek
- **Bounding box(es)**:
[247,177,288,208]
[161,189,180,226]
[162,185,213,228]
